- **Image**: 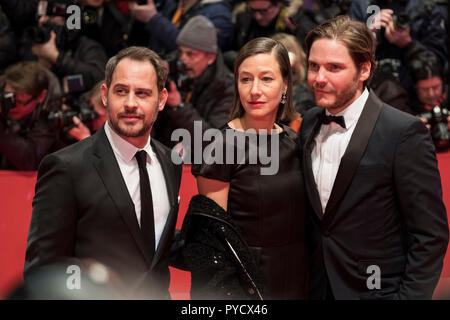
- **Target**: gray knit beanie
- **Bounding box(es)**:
[176,16,218,53]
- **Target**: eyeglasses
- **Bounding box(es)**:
[248,3,274,15]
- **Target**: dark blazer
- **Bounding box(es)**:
[299,90,449,300]
[24,126,182,299]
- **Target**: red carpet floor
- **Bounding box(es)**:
[1,151,449,299]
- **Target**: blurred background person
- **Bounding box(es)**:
[225,0,304,68]
[0,0,38,38]
[271,32,314,118]
[231,0,302,50]
[409,51,449,151]
[0,8,17,73]
[273,0,352,50]
[347,0,448,91]
[410,51,448,114]
[0,61,57,170]
[129,0,233,57]
[152,15,234,151]
[17,0,107,98]
[58,80,108,144]
[78,0,150,58]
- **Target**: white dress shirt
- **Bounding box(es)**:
[104,121,171,249]
[312,88,369,213]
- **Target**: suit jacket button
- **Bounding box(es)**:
[248,288,255,295]
[323,230,330,237]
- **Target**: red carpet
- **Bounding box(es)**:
[438,152,450,278]
[1,152,449,299]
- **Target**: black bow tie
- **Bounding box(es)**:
[319,111,346,129]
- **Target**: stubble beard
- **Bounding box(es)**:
[107,108,158,138]
[315,74,360,111]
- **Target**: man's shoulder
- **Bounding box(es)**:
[42,131,99,167]
[378,102,423,130]
[367,101,430,150]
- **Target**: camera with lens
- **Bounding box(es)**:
[24,0,71,45]
[36,0,70,17]
[420,106,450,151]
[25,23,63,45]
[47,99,98,130]
[392,12,410,30]
[164,51,193,94]
[0,90,15,118]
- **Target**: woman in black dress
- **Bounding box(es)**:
[177,37,308,300]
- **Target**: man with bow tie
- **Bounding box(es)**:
[299,15,448,300]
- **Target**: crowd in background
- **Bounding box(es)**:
[0,0,448,171]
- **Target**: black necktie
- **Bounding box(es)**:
[319,111,346,129]
[135,150,155,261]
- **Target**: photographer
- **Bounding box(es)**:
[347,0,448,90]
[0,8,18,72]
[410,51,449,150]
[78,0,149,57]
[0,61,56,170]
[59,80,107,142]
[129,0,233,56]
[230,0,304,51]
[24,0,107,95]
[0,0,38,35]
[152,15,233,149]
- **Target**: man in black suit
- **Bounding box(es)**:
[300,15,449,300]
[24,46,182,299]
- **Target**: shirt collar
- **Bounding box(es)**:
[104,121,153,163]
[325,88,369,130]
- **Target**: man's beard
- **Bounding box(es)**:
[108,109,158,138]
[329,81,359,111]
[314,74,360,110]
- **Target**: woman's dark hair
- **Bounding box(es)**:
[230,37,298,122]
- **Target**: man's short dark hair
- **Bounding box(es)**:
[104,46,168,92]
[305,15,378,87]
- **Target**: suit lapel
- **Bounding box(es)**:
[150,139,178,269]
[323,91,383,224]
[92,127,153,266]
[303,111,325,220]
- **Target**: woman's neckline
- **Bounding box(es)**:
[227,118,284,135]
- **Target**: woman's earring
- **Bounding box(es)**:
[280,92,287,104]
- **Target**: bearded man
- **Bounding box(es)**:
[299,15,448,300]
[24,46,182,299]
